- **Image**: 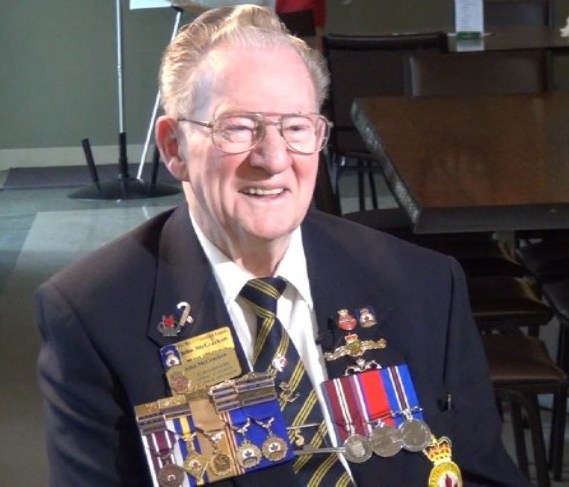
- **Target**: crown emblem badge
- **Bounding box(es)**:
[423,436,462,487]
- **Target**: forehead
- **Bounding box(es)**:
[198,43,317,115]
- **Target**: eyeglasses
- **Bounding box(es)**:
[177,112,332,155]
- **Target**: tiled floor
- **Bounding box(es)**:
[0,170,567,486]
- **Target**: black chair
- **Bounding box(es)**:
[483,333,567,487]
[407,49,549,98]
[517,237,569,285]
[468,276,553,336]
[322,32,447,212]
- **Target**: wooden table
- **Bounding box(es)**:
[352,92,569,234]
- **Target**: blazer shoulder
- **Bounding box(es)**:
[303,209,452,271]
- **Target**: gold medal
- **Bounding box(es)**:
[262,435,289,462]
[210,451,234,476]
[230,417,263,469]
[236,440,263,469]
[254,417,289,462]
[183,451,208,481]
[423,436,463,487]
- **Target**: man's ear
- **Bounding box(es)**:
[155,116,188,181]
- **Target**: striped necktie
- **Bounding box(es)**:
[240,277,352,487]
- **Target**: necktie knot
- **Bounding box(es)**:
[240,277,287,317]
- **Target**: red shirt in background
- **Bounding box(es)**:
[275,0,326,27]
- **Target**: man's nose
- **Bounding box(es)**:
[249,124,291,173]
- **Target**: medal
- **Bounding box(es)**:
[174,428,208,481]
[262,435,289,462]
[236,440,263,469]
[381,364,432,449]
[157,464,185,487]
[398,417,433,452]
[230,417,262,469]
[423,436,463,487]
[210,451,234,476]
[255,417,289,462]
[198,428,236,477]
[183,450,208,481]
[342,433,373,463]
[370,424,403,457]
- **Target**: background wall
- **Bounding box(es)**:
[1,0,568,170]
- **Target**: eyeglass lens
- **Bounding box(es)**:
[212,113,328,154]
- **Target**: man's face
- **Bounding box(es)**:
[177,44,320,257]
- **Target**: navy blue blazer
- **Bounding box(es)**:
[36,204,532,487]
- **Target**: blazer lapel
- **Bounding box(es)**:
[302,211,405,379]
[146,205,248,371]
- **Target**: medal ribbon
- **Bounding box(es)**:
[322,369,392,442]
[170,415,202,487]
[356,369,395,428]
[143,429,178,485]
[380,364,424,426]
[227,399,292,469]
[189,396,236,483]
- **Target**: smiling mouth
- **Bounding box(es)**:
[241,188,285,196]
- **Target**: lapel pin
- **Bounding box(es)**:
[356,306,378,328]
[336,309,357,331]
[324,333,387,361]
[157,301,193,337]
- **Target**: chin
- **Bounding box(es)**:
[245,222,297,243]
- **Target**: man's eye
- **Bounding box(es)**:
[225,124,253,132]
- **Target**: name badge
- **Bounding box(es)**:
[161,327,242,394]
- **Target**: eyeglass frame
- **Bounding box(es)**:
[176,111,333,155]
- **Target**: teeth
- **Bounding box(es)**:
[243,188,283,196]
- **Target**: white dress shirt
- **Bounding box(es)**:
[189,212,349,461]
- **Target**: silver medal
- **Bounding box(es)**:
[342,434,373,463]
[398,418,432,452]
[371,424,403,457]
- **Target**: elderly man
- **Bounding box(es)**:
[36,5,531,487]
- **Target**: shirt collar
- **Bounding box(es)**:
[189,210,313,309]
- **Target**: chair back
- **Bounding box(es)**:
[484,0,552,28]
[407,49,549,98]
[322,32,447,154]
